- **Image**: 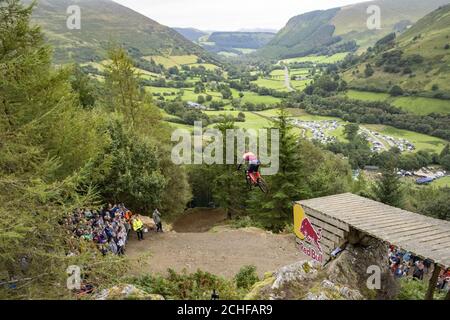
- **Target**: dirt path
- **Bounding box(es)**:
[126,209,307,278]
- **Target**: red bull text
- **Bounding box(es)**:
[293,203,324,264]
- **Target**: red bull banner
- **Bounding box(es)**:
[294,203,323,264]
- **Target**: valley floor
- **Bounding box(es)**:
[126,209,306,278]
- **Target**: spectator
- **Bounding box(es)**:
[132,216,144,241]
[153,208,163,233]
[413,261,425,280]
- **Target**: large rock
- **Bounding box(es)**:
[244,260,364,300]
[95,284,164,300]
[325,235,399,300]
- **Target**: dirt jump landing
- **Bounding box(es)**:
[126,209,307,278]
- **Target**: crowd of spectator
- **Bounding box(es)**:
[389,246,450,292]
[64,204,147,256]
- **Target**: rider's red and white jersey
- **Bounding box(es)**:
[243,152,259,165]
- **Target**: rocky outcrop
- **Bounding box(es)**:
[95,284,164,300]
[245,260,363,300]
[326,234,399,300]
[245,235,398,300]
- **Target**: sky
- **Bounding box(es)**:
[112,0,372,31]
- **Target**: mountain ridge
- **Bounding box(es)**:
[258,0,450,59]
[27,0,211,63]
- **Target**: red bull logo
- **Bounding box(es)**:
[293,203,323,263]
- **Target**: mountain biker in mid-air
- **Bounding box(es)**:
[237,151,261,182]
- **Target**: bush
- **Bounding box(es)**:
[132,269,243,300]
[230,215,264,229]
[397,278,445,300]
[234,266,260,290]
[389,85,404,96]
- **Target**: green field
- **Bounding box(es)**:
[251,78,287,91]
[346,90,390,102]
[291,79,311,90]
[230,89,282,105]
[432,176,450,188]
[392,97,450,115]
[146,55,199,68]
[345,90,450,115]
[280,52,349,65]
[269,69,285,78]
[204,111,272,129]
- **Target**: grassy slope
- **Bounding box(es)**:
[29,0,209,63]
[332,0,450,48]
[258,0,450,59]
[343,5,450,96]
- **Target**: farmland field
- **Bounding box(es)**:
[145,55,199,68]
[392,97,450,115]
[251,78,287,91]
[345,90,450,115]
[204,111,272,129]
[280,52,349,65]
[345,90,390,102]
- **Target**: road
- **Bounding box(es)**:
[284,66,295,92]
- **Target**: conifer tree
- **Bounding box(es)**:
[372,160,404,207]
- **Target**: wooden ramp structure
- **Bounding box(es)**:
[298,193,450,269]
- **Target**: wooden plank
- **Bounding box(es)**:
[421,236,450,248]
[304,208,350,232]
[309,216,347,238]
[319,229,342,244]
[367,221,434,235]
[383,226,439,243]
[395,230,450,243]
[352,217,415,229]
[420,232,450,243]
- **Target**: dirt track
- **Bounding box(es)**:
[126,209,307,278]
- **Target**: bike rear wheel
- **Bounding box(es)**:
[257,178,269,194]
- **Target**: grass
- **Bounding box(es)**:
[269,69,285,78]
[280,52,349,65]
[204,111,272,130]
[145,55,199,68]
[432,176,450,188]
[237,91,282,105]
[291,79,311,90]
[392,97,450,115]
[345,90,390,102]
[251,78,287,91]
[189,63,220,71]
[345,90,450,115]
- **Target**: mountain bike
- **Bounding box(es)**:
[244,169,269,194]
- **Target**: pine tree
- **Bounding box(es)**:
[372,160,404,207]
